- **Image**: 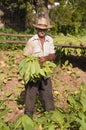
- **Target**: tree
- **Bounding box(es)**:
[0,0,86,34]
[49,0,86,34]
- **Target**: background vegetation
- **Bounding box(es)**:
[0,0,86,35]
[0,0,86,130]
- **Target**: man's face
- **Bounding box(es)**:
[37,28,47,38]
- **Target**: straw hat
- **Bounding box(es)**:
[33,17,52,29]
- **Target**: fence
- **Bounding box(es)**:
[0,33,86,49]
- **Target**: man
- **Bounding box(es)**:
[23,16,55,117]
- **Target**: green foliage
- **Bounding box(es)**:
[0,0,26,9]
[0,23,86,129]
[67,84,86,130]
[1,0,86,34]
[0,100,11,130]
[49,0,86,35]
[33,84,86,130]
[18,55,56,84]
[14,115,34,130]
[26,2,36,29]
[0,28,26,50]
[1,85,86,130]
[54,34,86,65]
[1,84,86,130]
[0,47,86,129]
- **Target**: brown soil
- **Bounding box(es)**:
[0,50,86,122]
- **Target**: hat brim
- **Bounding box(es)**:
[33,24,52,29]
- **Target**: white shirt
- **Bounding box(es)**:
[23,34,55,57]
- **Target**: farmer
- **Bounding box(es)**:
[23,16,56,117]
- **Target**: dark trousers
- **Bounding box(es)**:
[24,78,55,115]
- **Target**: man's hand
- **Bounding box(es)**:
[38,53,55,66]
[39,57,46,66]
[39,57,46,63]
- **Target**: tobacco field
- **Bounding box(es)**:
[0,34,86,130]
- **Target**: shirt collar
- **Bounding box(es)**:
[34,34,49,42]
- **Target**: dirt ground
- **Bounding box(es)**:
[0,50,86,122]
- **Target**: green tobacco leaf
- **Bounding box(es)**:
[22,115,34,130]
[0,119,10,130]
[67,95,77,110]
[76,111,86,130]
[37,116,47,125]
[5,91,13,97]
[51,111,64,127]
[80,92,86,112]
[14,117,22,130]
[0,109,10,118]
[48,124,55,130]
[18,56,56,83]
